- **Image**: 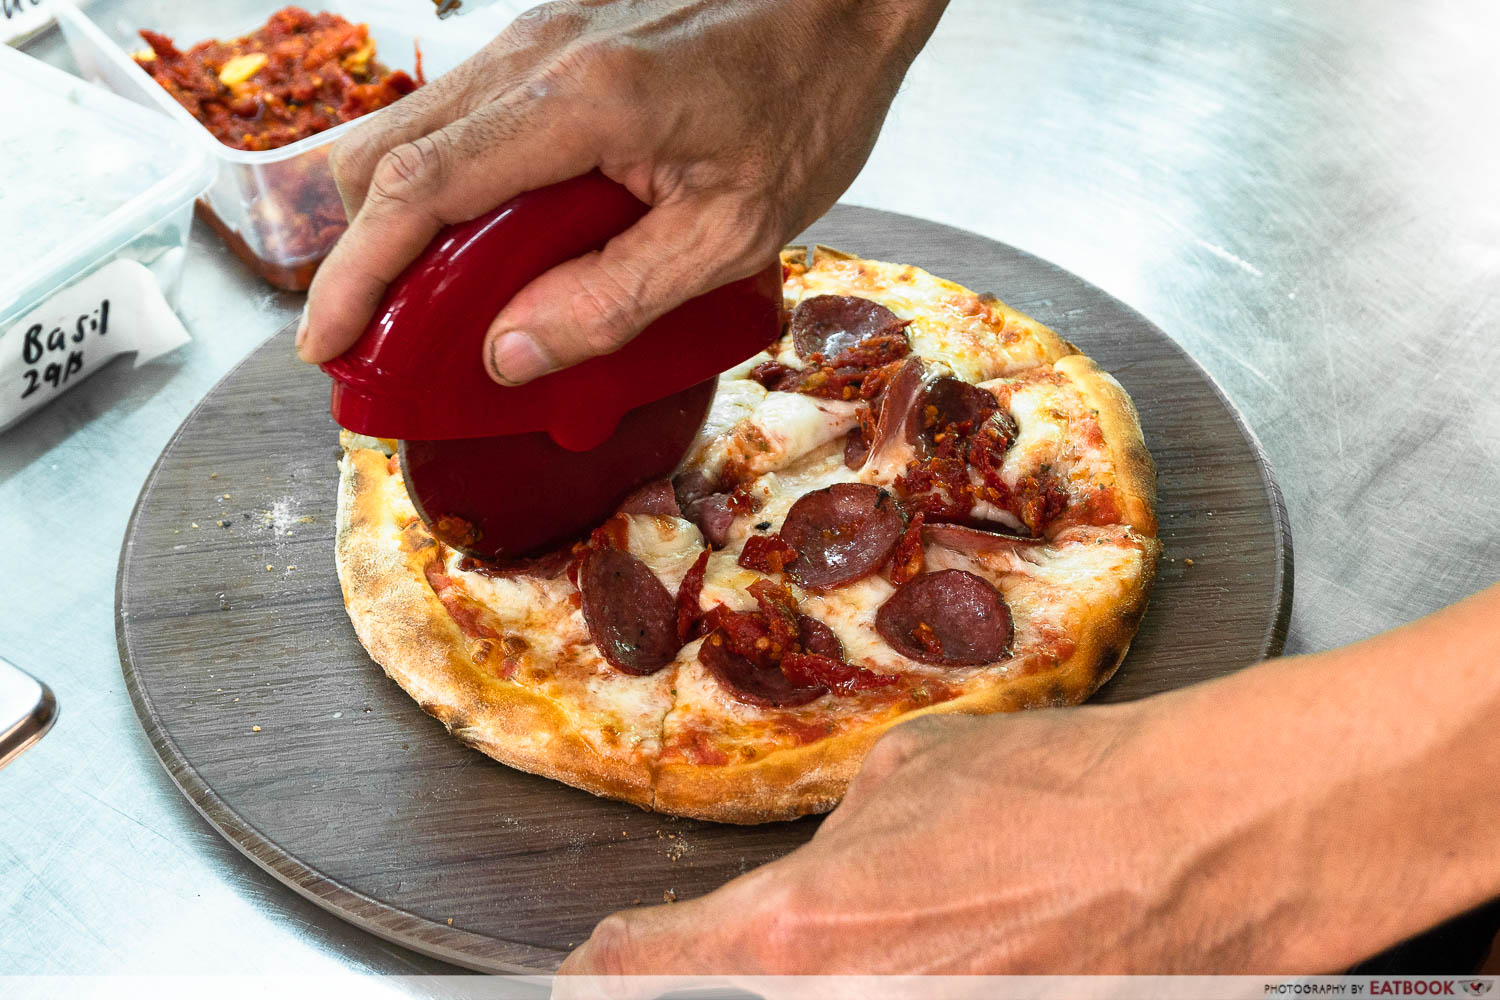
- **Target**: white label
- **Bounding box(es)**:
[1,0,54,43]
[0,258,190,432]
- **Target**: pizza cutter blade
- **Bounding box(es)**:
[321,171,783,563]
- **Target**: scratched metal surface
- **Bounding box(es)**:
[2,0,1497,978]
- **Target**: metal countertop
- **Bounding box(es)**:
[3,0,1497,978]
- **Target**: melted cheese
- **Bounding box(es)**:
[623,514,704,592]
[783,257,1074,381]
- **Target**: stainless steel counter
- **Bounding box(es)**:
[3,0,1497,977]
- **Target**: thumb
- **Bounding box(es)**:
[552,896,732,997]
[555,861,796,984]
[483,197,774,386]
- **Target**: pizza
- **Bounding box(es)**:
[334,245,1160,823]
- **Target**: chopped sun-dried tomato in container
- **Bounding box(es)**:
[51,4,426,292]
[133,8,422,153]
[119,7,424,290]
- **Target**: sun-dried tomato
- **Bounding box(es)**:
[781,652,898,694]
[737,533,799,575]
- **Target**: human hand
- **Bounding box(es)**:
[556,700,1276,980]
[559,584,1500,983]
[297,0,948,384]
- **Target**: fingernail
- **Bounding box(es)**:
[294,302,310,357]
[489,331,551,385]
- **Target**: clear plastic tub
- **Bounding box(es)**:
[0,43,214,332]
[56,0,506,291]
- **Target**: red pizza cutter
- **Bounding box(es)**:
[321,171,783,562]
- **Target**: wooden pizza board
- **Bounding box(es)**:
[116,205,1292,973]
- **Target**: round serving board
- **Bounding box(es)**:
[117,205,1292,973]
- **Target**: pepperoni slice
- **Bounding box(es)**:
[875,569,1012,666]
[843,426,871,470]
[790,295,908,361]
[797,614,844,659]
[682,494,737,548]
[579,547,681,675]
[921,522,1041,554]
[910,376,999,453]
[616,478,681,517]
[698,630,827,707]
[781,483,906,590]
[867,357,926,459]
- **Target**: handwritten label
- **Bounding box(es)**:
[1,0,52,43]
[1,259,190,432]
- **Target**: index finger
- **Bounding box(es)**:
[298,92,595,364]
[329,33,553,219]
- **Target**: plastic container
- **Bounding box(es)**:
[55,0,507,291]
[0,43,214,333]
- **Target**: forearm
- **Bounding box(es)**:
[1143,582,1500,970]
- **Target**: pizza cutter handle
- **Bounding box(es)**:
[322,171,784,446]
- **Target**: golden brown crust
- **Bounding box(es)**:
[1054,353,1160,537]
[336,448,655,808]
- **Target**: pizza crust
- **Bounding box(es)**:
[1054,353,1159,537]
[336,447,657,807]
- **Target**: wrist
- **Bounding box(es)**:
[1138,588,1500,969]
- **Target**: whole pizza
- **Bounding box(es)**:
[335,245,1160,823]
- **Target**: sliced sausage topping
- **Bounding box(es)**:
[875,569,1012,666]
[579,547,681,675]
[781,483,905,591]
[790,294,909,361]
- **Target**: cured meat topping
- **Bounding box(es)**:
[876,570,1013,667]
[696,581,896,705]
[789,295,910,361]
[895,377,1023,525]
[780,483,906,591]
[579,548,681,675]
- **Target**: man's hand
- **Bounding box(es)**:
[297,0,947,384]
[561,584,1500,978]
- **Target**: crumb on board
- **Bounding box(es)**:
[1184,558,1195,566]
[266,564,274,571]
[662,889,677,903]
[190,523,199,529]
[210,473,218,479]
[446,918,453,926]
[251,725,261,732]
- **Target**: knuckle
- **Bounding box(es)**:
[860,717,944,778]
[571,270,644,354]
[508,1,586,43]
[582,913,637,976]
[686,195,786,276]
[745,879,810,973]
[326,135,365,187]
[552,34,648,93]
[368,136,446,205]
